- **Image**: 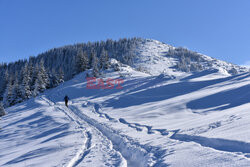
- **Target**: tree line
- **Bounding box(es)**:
[0,37,140,108]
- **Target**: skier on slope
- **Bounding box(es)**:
[64,95,69,107]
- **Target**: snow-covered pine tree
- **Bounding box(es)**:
[3,76,14,107]
[89,50,94,69]
[177,55,191,72]
[28,59,34,83]
[100,48,109,70]
[21,63,32,100]
[82,51,89,70]
[0,69,8,101]
[38,59,50,89]
[76,49,89,73]
[49,68,60,88]
[33,75,45,97]
[229,68,238,75]
[0,102,6,117]
[31,64,39,92]
[58,67,64,83]
[32,59,49,97]
[71,55,78,77]
[12,77,22,105]
[91,51,99,77]
[76,49,83,73]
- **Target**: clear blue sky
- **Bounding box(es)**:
[0,0,250,66]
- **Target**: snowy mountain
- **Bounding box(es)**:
[132,39,248,76]
[1,38,248,108]
[1,39,250,167]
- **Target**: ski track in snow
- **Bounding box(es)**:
[68,104,155,167]
[54,106,92,167]
[83,100,250,160]
[69,100,173,166]
[43,96,128,167]
[40,96,93,167]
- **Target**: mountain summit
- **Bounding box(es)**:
[131,39,247,76]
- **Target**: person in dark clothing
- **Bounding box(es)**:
[64,95,69,107]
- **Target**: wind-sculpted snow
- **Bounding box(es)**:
[171,133,250,155]
[187,83,250,112]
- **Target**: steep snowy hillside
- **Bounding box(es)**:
[1,63,250,166]
[132,39,248,76]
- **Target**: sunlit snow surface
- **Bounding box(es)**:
[1,40,250,166]
[133,39,247,76]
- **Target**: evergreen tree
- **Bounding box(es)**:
[12,77,22,105]
[38,59,49,89]
[49,68,60,88]
[100,48,109,70]
[28,60,34,84]
[3,76,14,107]
[229,67,238,75]
[82,51,89,70]
[58,67,64,83]
[76,49,89,73]
[0,69,9,101]
[0,102,6,117]
[33,74,45,97]
[31,64,39,92]
[32,59,49,97]
[21,63,32,100]
[91,52,99,77]
[89,50,95,69]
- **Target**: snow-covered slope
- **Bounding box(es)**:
[132,39,248,76]
[1,63,250,166]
